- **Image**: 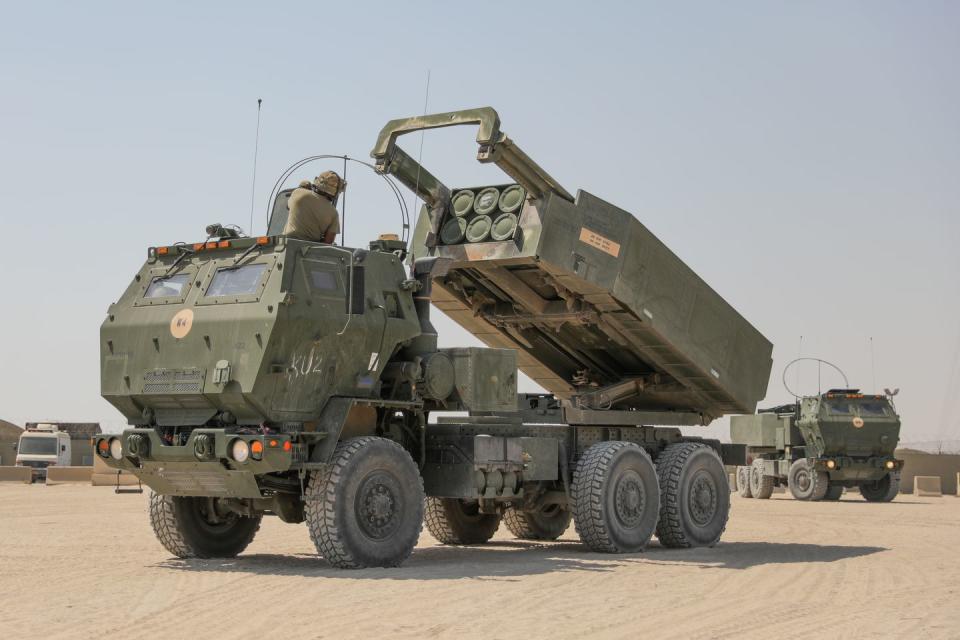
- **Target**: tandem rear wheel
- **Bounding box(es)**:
[424,498,502,544]
[655,443,730,548]
[304,436,425,569]
[149,493,262,559]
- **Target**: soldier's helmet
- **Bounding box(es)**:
[313,171,346,198]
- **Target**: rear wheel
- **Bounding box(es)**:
[736,466,753,498]
[749,459,775,499]
[424,498,501,544]
[304,437,424,568]
[860,473,899,502]
[571,441,660,553]
[656,443,730,548]
[823,484,844,501]
[149,492,262,559]
[788,459,829,501]
[503,504,571,540]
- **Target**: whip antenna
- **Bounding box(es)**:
[249,98,263,235]
[869,336,877,392]
[341,155,348,247]
[409,70,431,265]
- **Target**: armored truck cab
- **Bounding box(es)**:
[98,108,773,568]
[731,390,902,502]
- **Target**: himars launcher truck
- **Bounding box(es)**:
[96,108,773,568]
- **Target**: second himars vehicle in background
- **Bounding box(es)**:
[97,107,773,568]
[732,389,903,502]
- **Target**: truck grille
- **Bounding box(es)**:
[143,369,205,394]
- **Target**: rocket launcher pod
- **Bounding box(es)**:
[374,107,773,423]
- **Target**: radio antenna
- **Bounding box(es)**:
[248,98,263,236]
[869,336,877,392]
[341,154,348,247]
[408,70,431,267]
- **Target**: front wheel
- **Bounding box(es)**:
[788,459,829,501]
[860,473,899,502]
[305,437,424,568]
[149,492,262,559]
[823,484,844,501]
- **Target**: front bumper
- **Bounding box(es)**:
[814,456,903,482]
[93,429,307,498]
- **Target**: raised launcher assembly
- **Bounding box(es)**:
[374,107,773,425]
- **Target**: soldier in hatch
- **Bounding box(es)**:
[282,170,345,244]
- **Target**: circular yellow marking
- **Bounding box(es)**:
[852,416,864,428]
[170,309,194,339]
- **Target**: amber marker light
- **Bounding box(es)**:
[283,441,292,452]
[250,440,264,459]
[157,246,170,256]
[268,439,279,448]
[97,439,110,456]
[256,236,271,245]
[193,243,205,251]
[205,241,217,250]
[217,240,231,249]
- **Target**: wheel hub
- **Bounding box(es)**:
[614,471,645,527]
[796,469,811,492]
[688,472,717,526]
[356,472,401,540]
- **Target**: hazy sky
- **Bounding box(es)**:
[1,2,957,445]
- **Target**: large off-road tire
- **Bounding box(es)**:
[571,441,660,553]
[304,437,424,569]
[148,492,262,559]
[736,466,753,498]
[788,459,829,501]
[424,498,501,544]
[655,443,730,548]
[749,459,775,500]
[859,473,900,502]
[503,504,572,540]
[823,484,844,501]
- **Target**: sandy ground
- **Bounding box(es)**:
[0,485,957,640]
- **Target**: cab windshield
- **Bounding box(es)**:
[207,264,267,297]
[144,273,191,298]
[857,401,889,417]
[18,437,57,455]
[826,401,852,415]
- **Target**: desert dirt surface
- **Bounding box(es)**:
[1,485,957,639]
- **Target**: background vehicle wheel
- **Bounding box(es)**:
[823,484,844,501]
[304,437,424,569]
[571,441,659,553]
[424,498,501,544]
[503,504,571,540]
[656,443,730,548]
[149,492,261,559]
[736,466,753,498]
[749,460,774,499]
[859,473,900,502]
[788,459,829,501]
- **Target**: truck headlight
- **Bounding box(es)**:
[885,460,895,470]
[109,438,123,460]
[826,459,836,469]
[230,439,250,463]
